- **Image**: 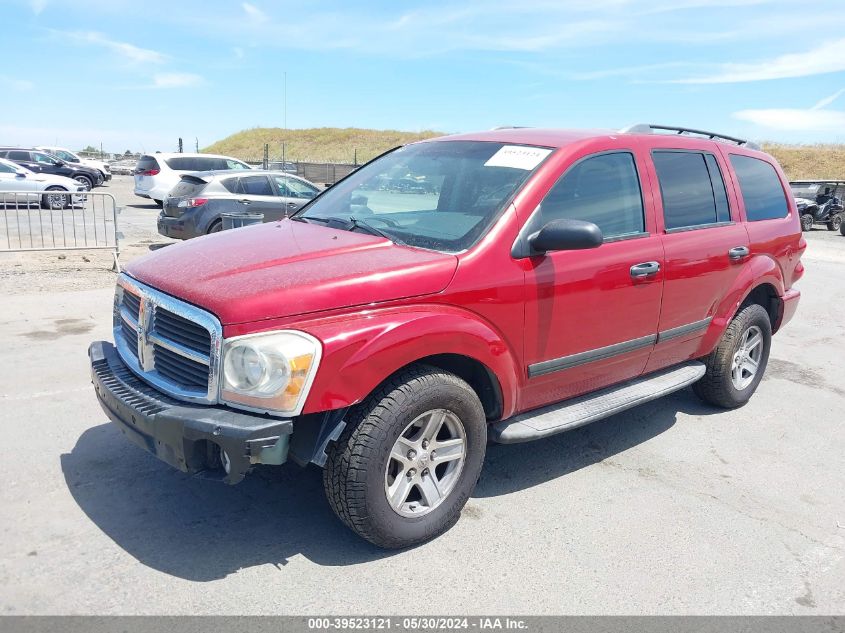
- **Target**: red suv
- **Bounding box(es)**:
[89,125,804,548]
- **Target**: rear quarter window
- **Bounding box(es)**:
[135,156,160,172]
[729,155,789,221]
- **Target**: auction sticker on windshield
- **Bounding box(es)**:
[484,145,552,170]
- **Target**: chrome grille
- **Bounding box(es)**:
[113,274,222,404]
[153,308,211,354]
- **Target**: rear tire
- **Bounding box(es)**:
[207,220,222,234]
[800,214,814,231]
[323,365,487,549]
[153,199,163,208]
[827,213,842,231]
[693,304,771,409]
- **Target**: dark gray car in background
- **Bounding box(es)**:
[157,170,321,239]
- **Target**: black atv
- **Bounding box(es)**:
[790,180,845,232]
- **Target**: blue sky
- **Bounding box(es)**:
[2,0,845,153]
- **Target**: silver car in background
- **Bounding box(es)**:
[157,169,321,239]
[0,158,87,209]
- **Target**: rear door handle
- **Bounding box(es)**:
[238,199,251,205]
[630,261,660,278]
[729,246,750,260]
[286,202,298,208]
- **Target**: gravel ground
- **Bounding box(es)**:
[0,182,843,615]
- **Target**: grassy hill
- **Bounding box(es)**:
[203,127,845,179]
[762,144,845,180]
[202,127,443,164]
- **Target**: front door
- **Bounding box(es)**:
[271,174,319,218]
[518,150,664,411]
[236,175,284,220]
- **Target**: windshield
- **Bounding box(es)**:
[297,140,553,252]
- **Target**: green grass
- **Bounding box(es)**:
[202,127,443,164]
[202,127,845,180]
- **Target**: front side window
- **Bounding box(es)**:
[525,152,645,240]
[0,161,17,173]
[298,140,552,252]
[653,151,729,230]
[238,175,274,196]
[33,152,57,165]
[225,159,250,170]
[729,155,789,221]
[274,176,318,199]
[53,150,78,162]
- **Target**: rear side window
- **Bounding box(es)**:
[221,177,240,193]
[529,152,645,239]
[729,155,789,221]
[653,151,731,230]
[135,156,160,173]
[238,175,274,196]
[8,151,31,161]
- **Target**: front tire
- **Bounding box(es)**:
[801,214,814,231]
[73,175,93,191]
[827,213,842,231]
[693,304,772,409]
[323,365,487,549]
[41,186,69,210]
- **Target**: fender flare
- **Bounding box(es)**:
[300,305,521,419]
[697,255,785,355]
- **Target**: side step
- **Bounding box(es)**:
[490,362,705,444]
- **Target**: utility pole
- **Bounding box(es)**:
[178,137,183,153]
[195,137,199,152]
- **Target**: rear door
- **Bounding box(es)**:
[643,145,750,372]
[235,175,284,218]
[0,160,38,203]
[271,174,319,217]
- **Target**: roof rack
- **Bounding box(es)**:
[491,125,532,130]
[620,123,761,151]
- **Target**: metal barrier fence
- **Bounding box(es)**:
[0,191,120,270]
[244,160,359,186]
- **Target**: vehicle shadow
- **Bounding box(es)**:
[127,202,160,210]
[62,388,716,580]
[475,387,716,498]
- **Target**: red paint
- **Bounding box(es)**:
[125,128,803,420]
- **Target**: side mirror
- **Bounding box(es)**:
[15,171,27,178]
[528,219,603,254]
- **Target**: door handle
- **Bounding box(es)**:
[286,202,298,208]
[238,199,251,205]
[728,246,750,260]
[630,261,660,278]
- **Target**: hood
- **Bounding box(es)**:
[125,219,459,325]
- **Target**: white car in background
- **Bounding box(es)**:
[0,158,87,209]
[35,146,112,184]
[134,153,252,207]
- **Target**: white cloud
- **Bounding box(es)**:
[812,88,845,110]
[734,108,845,131]
[673,38,845,83]
[60,31,167,65]
[151,72,204,88]
[0,75,34,91]
[29,0,47,14]
[242,2,267,22]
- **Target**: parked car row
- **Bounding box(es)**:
[0,157,88,209]
[0,147,104,191]
[129,151,321,240]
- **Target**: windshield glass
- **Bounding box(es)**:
[298,140,553,252]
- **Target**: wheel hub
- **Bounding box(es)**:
[384,408,467,518]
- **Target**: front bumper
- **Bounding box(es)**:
[89,341,292,484]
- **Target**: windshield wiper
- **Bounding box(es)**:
[297,215,402,244]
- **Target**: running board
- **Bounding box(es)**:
[490,362,706,444]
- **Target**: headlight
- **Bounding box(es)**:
[219,330,321,416]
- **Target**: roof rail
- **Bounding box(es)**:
[619,123,761,151]
[491,125,532,130]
